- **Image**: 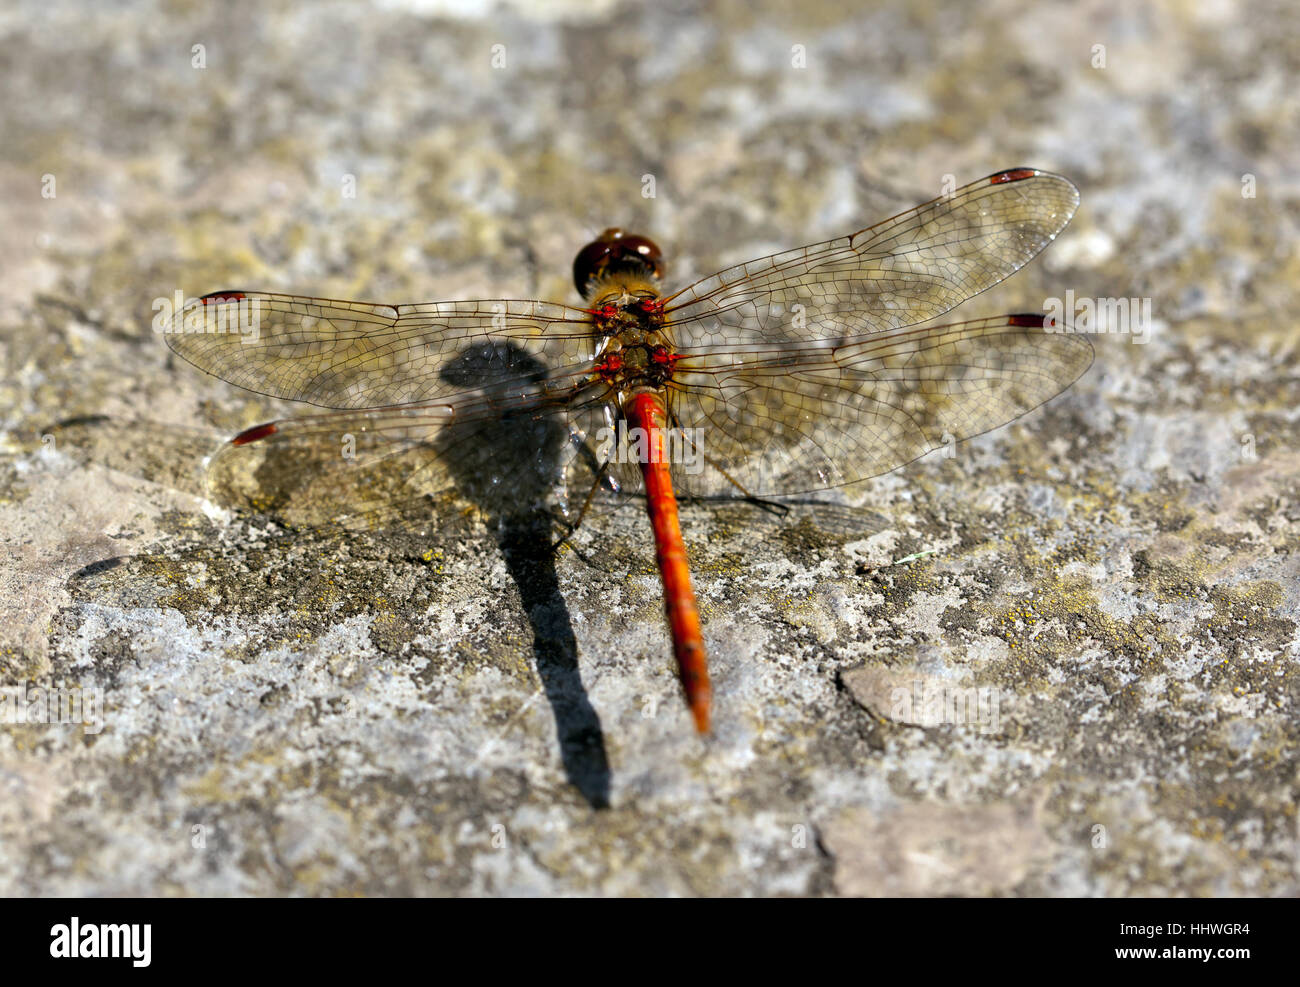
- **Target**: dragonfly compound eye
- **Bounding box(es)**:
[573,228,665,297]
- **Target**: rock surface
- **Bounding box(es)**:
[1,0,1296,896]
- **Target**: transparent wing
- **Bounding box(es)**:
[659,315,1094,498]
[164,291,626,529]
[169,170,1088,523]
[204,372,620,532]
[661,169,1079,346]
[204,315,1093,522]
[164,291,600,410]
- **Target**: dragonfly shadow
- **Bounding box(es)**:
[46,400,612,809]
[437,342,611,810]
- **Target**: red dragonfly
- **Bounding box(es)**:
[165,167,1093,735]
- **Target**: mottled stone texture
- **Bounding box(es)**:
[1,0,1296,896]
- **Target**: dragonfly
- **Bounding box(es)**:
[165,167,1093,736]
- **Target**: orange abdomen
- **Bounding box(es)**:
[626,391,711,734]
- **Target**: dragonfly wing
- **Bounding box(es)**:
[165,292,599,409]
[665,315,1094,498]
[206,379,620,531]
[166,291,622,529]
[662,169,1079,345]
[206,406,461,531]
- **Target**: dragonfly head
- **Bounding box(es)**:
[573,228,664,299]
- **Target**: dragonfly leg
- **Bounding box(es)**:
[668,411,788,517]
[550,457,612,554]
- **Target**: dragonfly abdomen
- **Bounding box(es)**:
[625,390,711,734]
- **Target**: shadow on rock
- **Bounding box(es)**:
[438,341,611,809]
[48,349,614,808]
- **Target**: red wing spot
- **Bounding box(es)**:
[989,168,1039,185]
[200,291,247,306]
[231,422,278,446]
[1007,313,1049,328]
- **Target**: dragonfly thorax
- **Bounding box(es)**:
[592,337,679,391]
